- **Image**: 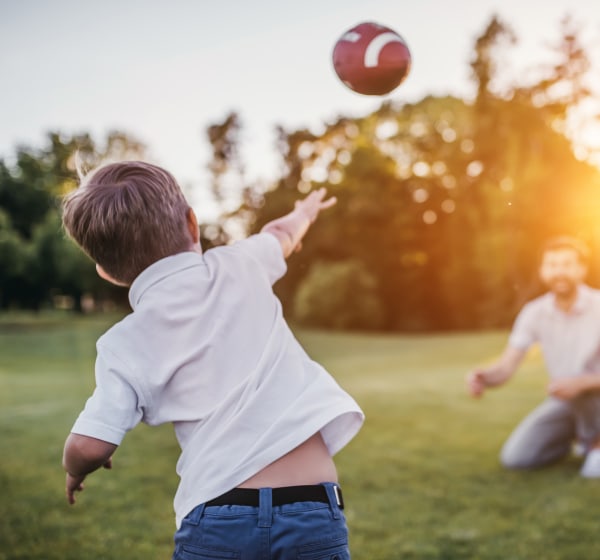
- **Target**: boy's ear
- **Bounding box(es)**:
[187,207,200,244]
[96,264,128,287]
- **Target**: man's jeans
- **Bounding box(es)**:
[501,394,600,469]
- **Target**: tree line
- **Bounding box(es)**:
[0,132,145,310]
[2,16,600,331]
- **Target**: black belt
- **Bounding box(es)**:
[205,484,343,509]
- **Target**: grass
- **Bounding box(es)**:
[1,314,600,559]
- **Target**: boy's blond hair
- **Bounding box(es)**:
[62,161,192,285]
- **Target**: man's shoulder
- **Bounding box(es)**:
[520,292,552,312]
[577,285,600,311]
[582,285,600,299]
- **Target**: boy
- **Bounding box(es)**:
[61,161,364,558]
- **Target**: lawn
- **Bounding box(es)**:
[1,314,599,559]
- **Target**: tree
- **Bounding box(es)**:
[240,16,600,331]
[0,130,145,310]
[203,112,246,245]
[293,259,384,330]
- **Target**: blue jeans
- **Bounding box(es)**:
[172,483,350,560]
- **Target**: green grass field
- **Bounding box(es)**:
[1,314,600,559]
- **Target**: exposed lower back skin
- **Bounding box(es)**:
[239,432,338,488]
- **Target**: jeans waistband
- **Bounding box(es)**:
[205,484,344,509]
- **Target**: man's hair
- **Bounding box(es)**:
[62,161,192,285]
[542,235,590,265]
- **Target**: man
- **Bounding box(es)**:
[466,236,600,477]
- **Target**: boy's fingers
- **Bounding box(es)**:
[67,482,84,505]
[321,196,337,208]
[307,188,327,201]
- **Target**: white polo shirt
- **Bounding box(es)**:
[71,232,364,528]
[508,285,600,378]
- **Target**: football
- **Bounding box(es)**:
[332,21,412,96]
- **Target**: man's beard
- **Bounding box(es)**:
[548,277,578,298]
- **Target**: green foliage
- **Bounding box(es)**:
[238,16,600,331]
[0,157,54,239]
[3,316,600,559]
[293,259,384,330]
[0,210,26,278]
[0,131,145,311]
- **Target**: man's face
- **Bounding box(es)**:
[539,248,587,296]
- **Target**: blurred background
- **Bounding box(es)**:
[2,0,600,329]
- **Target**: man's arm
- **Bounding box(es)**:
[548,373,600,400]
[466,346,527,398]
[261,188,336,259]
[63,433,117,504]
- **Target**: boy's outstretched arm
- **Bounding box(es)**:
[63,433,117,504]
[261,187,337,259]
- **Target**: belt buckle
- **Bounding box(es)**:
[333,485,344,509]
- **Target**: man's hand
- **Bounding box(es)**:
[548,377,586,400]
[465,348,526,399]
[467,369,488,398]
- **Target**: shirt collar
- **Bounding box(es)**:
[128,251,204,310]
[544,284,590,315]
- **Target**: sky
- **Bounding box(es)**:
[2,0,600,215]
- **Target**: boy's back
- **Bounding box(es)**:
[61,161,364,557]
[77,234,362,527]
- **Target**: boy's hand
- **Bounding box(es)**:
[65,457,112,505]
[294,188,337,224]
[261,187,337,258]
[66,472,86,505]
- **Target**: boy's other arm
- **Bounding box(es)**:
[63,433,117,504]
[261,188,336,259]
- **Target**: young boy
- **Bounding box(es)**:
[61,161,364,558]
